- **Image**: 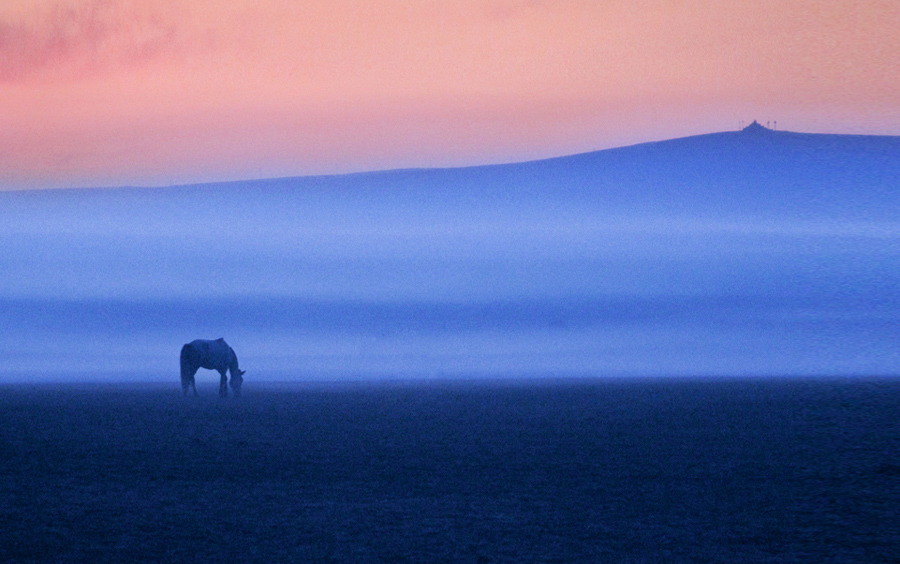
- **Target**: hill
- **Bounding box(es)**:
[0,125,897,379]
[153,121,900,222]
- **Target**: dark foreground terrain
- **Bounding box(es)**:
[1,377,898,563]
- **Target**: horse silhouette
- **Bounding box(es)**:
[180,338,245,397]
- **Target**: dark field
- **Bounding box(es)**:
[2,378,898,563]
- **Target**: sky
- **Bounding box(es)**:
[1,0,899,189]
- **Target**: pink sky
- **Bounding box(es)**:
[1,0,898,189]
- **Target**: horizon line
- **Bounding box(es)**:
[3,123,896,193]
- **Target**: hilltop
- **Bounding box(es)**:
[5,124,898,225]
[137,123,900,223]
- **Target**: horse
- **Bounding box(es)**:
[180,338,246,397]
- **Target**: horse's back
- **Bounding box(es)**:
[187,338,233,370]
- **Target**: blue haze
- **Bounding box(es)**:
[1,125,898,382]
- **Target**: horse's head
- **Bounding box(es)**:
[230,369,245,395]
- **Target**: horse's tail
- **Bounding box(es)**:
[180,344,198,391]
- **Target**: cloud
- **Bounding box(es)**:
[0,0,179,82]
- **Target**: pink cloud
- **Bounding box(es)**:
[0,1,179,82]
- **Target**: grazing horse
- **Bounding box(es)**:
[180,338,246,397]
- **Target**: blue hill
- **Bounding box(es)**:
[1,126,897,379]
[107,122,897,223]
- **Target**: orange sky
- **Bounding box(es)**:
[1,0,898,189]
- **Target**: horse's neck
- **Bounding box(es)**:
[226,351,240,375]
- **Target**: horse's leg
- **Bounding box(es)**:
[182,366,199,396]
[218,369,228,397]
